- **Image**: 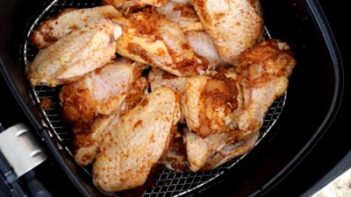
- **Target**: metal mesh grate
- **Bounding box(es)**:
[22,0,287,196]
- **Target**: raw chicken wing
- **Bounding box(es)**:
[93,87,180,192]
[116,9,210,76]
[193,0,263,63]
[181,75,237,137]
[27,20,122,87]
[31,5,122,49]
[59,58,146,125]
[232,39,296,133]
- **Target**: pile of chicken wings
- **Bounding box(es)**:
[27,0,296,193]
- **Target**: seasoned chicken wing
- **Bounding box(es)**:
[116,9,210,76]
[160,127,258,172]
[193,0,263,63]
[27,20,122,87]
[202,133,259,170]
[232,39,296,133]
[60,59,147,166]
[181,75,238,137]
[184,131,258,172]
[59,58,147,125]
[31,5,122,49]
[93,87,180,192]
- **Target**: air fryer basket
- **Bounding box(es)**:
[0,0,343,196]
[22,0,287,196]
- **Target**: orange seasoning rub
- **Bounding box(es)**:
[39,97,53,110]
[129,8,161,36]
[172,56,209,76]
[236,40,296,87]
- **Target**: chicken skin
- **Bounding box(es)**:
[93,87,180,192]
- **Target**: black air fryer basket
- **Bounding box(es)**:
[0,0,344,196]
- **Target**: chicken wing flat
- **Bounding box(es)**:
[193,0,263,63]
[31,5,122,49]
[181,75,238,137]
[27,20,122,87]
[116,9,210,76]
[59,58,147,125]
[93,87,180,192]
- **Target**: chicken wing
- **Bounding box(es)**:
[232,39,296,133]
[202,133,258,170]
[193,0,263,63]
[116,9,210,76]
[59,58,147,125]
[181,75,238,137]
[184,131,258,172]
[27,20,122,87]
[31,5,122,49]
[93,87,180,192]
